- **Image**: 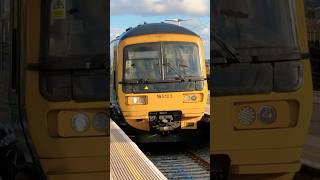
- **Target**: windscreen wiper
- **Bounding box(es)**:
[163,63,186,81]
[212,32,242,63]
[120,79,186,85]
[184,76,207,81]
[119,79,149,85]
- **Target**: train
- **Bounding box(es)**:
[0,0,108,179]
[211,0,313,179]
[110,23,208,141]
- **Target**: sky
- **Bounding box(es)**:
[110,0,210,59]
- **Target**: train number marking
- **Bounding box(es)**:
[157,94,173,99]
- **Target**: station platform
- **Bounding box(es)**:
[301,92,320,170]
[110,120,167,180]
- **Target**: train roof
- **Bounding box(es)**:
[115,23,199,42]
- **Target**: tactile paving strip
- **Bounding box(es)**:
[110,120,167,180]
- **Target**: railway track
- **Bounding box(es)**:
[140,141,210,180]
[147,150,209,179]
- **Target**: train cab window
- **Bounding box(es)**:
[212,0,302,95]
[123,42,204,93]
[124,43,161,81]
[49,0,106,57]
[214,0,299,61]
[40,0,107,101]
[163,42,202,80]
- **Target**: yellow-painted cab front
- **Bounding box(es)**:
[111,24,208,134]
[118,34,208,132]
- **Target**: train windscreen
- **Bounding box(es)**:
[124,42,202,81]
[124,43,162,81]
[163,42,202,80]
[39,0,108,101]
[211,0,304,95]
[123,42,204,93]
[49,0,106,57]
[212,0,299,62]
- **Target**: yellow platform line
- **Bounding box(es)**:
[110,120,167,180]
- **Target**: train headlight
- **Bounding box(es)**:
[238,106,255,126]
[183,95,191,102]
[183,93,203,103]
[93,113,108,131]
[126,96,147,105]
[71,113,89,133]
[195,81,204,91]
[259,106,277,124]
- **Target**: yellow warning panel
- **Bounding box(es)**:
[52,0,66,19]
[126,60,132,69]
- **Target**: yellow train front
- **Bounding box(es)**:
[110,23,208,139]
